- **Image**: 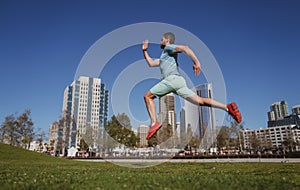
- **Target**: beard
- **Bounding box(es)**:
[160,44,166,49]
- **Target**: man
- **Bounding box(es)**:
[142,32,242,140]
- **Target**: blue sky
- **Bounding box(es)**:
[0,0,300,136]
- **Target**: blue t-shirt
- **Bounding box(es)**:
[159,44,180,79]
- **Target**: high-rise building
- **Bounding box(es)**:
[267,101,300,128]
[49,76,109,154]
[137,125,148,147]
[175,122,180,139]
[197,83,216,140]
[180,97,198,141]
[157,93,177,147]
[158,93,176,134]
[268,111,276,121]
[268,101,289,121]
[292,105,300,115]
[180,83,216,150]
[99,84,109,129]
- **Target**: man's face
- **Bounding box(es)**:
[160,36,169,49]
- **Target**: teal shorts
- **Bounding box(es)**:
[150,75,196,99]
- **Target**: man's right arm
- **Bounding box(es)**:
[142,40,160,67]
[174,45,201,76]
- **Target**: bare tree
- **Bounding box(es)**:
[35,127,46,151]
[0,114,18,146]
[1,110,35,148]
[248,133,260,153]
[229,121,245,151]
[17,109,34,149]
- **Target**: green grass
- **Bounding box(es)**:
[0,143,300,190]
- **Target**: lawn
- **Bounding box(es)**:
[0,143,300,190]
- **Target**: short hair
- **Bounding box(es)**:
[163,32,175,44]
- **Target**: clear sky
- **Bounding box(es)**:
[1,0,300,136]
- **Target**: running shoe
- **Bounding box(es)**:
[227,102,242,123]
[146,122,162,140]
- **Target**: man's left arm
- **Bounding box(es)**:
[174,45,201,76]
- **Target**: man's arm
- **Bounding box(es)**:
[142,40,160,67]
[174,45,201,75]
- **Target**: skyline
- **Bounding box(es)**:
[1,1,300,135]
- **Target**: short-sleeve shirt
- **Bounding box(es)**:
[159,44,180,79]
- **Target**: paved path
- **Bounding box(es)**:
[75,158,300,163]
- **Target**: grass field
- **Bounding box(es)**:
[0,143,300,190]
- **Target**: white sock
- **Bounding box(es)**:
[151,122,156,126]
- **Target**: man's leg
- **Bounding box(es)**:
[186,95,227,111]
[144,91,164,140]
[186,95,242,123]
[144,91,157,124]
[174,75,242,123]
[144,78,173,124]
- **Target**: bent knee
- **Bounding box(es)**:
[144,91,155,101]
[144,93,148,101]
[144,92,150,99]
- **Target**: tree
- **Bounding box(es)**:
[216,126,230,149]
[178,124,193,148]
[79,139,89,151]
[147,135,158,147]
[229,121,245,151]
[102,131,119,152]
[81,125,96,148]
[17,109,34,149]
[150,124,174,148]
[119,127,140,148]
[158,124,173,143]
[188,135,201,148]
[0,110,35,147]
[248,133,260,153]
[49,139,55,152]
[35,127,46,151]
[116,113,131,130]
[0,114,18,146]
[283,136,297,152]
[260,136,273,151]
[105,114,139,148]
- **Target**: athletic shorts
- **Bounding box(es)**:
[150,75,196,99]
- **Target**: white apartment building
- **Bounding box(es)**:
[242,125,300,151]
[49,76,109,154]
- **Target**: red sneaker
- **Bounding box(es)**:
[227,102,242,123]
[146,122,162,140]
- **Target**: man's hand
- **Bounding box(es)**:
[193,63,201,76]
[142,39,160,67]
[142,39,148,51]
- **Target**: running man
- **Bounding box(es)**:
[142,32,242,140]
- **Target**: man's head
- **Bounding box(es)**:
[160,32,175,49]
